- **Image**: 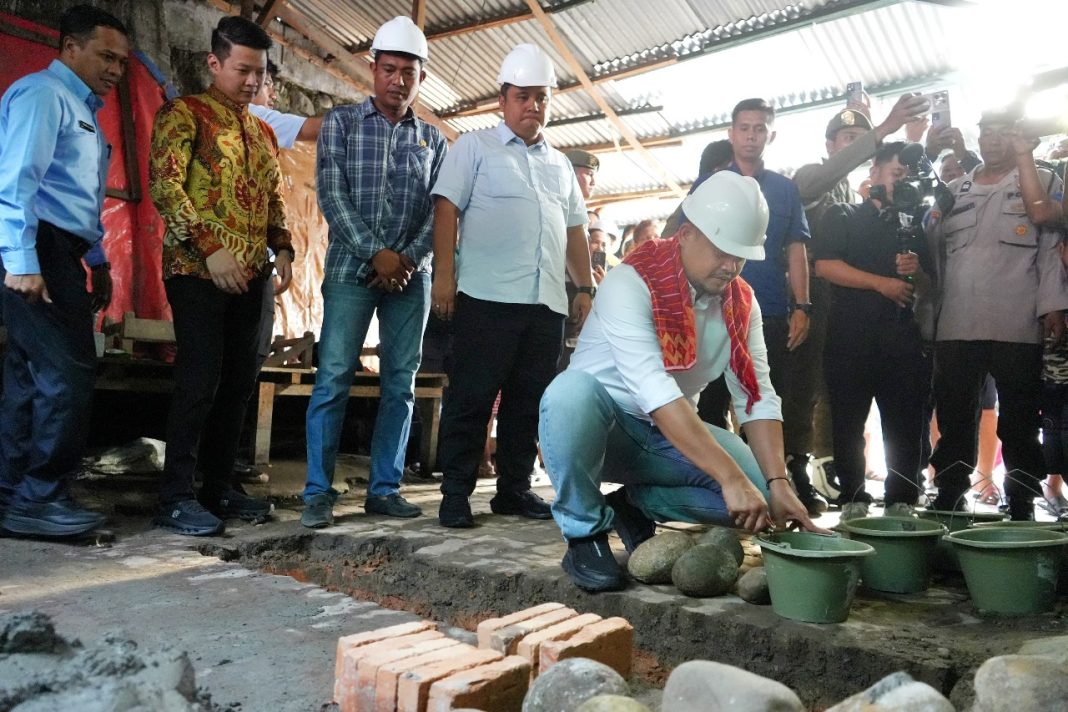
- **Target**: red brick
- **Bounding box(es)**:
[374,644,477,712]
[475,603,567,649]
[425,655,531,712]
[515,612,602,680]
[396,648,503,712]
[354,638,461,712]
[336,631,443,712]
[486,607,579,655]
[335,622,437,680]
[539,617,633,679]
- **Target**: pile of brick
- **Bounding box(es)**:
[333,603,633,712]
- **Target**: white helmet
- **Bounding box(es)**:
[680,171,769,260]
[371,16,429,63]
[497,44,557,88]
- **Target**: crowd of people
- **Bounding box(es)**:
[1,7,1066,594]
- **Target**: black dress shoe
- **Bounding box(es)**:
[1,499,105,538]
[200,488,274,522]
[604,488,655,553]
[930,490,968,512]
[490,489,552,520]
[365,494,422,518]
[561,533,625,592]
[1007,497,1035,521]
[439,494,474,528]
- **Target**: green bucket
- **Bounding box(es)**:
[839,517,946,594]
[944,527,1068,615]
[916,510,1006,572]
[971,520,1068,587]
[757,532,874,623]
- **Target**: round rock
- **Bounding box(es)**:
[522,658,629,712]
[575,694,652,712]
[697,526,745,566]
[671,544,739,597]
[736,567,770,604]
[973,654,1068,712]
[628,531,694,584]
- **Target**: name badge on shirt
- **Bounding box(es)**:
[77,120,96,133]
[959,180,972,194]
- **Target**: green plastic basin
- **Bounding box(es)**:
[757,532,874,624]
[945,527,1068,615]
[917,510,1006,572]
[839,517,946,593]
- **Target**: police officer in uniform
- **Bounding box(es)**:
[928,107,1067,519]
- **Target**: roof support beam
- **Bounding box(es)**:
[586,185,691,208]
[255,0,284,26]
[411,0,427,30]
[523,0,684,197]
[569,136,682,154]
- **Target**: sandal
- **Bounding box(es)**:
[972,486,1000,506]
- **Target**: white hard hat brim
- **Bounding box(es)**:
[706,234,766,261]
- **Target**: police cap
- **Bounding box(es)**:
[566,149,599,172]
[825,108,874,140]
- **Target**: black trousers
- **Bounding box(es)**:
[0,222,96,506]
[438,294,563,498]
[930,340,1044,502]
[824,316,932,506]
[695,315,813,455]
[161,274,266,503]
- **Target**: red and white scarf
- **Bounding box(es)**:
[623,237,762,414]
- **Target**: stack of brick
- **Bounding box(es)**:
[332,605,633,712]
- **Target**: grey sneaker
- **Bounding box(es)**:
[840,501,870,521]
[301,494,334,529]
[883,502,916,518]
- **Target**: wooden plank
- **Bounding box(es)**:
[418,396,441,476]
[253,381,276,466]
[255,0,285,26]
[411,0,427,30]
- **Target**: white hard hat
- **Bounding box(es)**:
[371,16,429,62]
[497,44,557,88]
[680,172,768,260]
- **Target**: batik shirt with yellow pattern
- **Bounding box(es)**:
[149,86,293,280]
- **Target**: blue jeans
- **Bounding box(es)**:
[539,370,768,540]
[304,274,430,501]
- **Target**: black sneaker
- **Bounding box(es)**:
[155,499,224,536]
[301,493,334,529]
[1007,497,1035,522]
[439,494,474,528]
[489,490,552,520]
[1,498,105,538]
[604,488,655,553]
[364,493,422,518]
[786,454,828,516]
[201,489,274,523]
[930,490,969,512]
[561,533,625,593]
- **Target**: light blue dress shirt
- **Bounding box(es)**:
[0,59,109,274]
[248,103,305,150]
[431,122,586,316]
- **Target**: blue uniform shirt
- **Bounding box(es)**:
[0,60,110,274]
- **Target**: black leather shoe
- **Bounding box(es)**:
[1007,497,1035,521]
[930,489,969,512]
[490,489,552,520]
[561,533,625,592]
[604,488,655,553]
[439,494,474,528]
[200,488,274,522]
[365,493,422,518]
[1,499,105,538]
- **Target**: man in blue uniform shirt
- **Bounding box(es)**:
[0,5,130,537]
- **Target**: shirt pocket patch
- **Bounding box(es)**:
[481,156,528,199]
[941,206,977,254]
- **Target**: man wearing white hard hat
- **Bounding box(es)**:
[431,43,595,528]
[539,171,825,592]
[302,16,447,526]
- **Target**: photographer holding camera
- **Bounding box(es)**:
[814,142,937,519]
[927,107,1067,520]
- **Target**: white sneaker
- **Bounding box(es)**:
[883,502,916,518]
[840,501,870,521]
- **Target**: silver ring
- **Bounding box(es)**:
[390,278,399,287]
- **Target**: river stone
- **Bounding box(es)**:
[521,658,629,712]
[1017,635,1068,664]
[671,544,738,597]
[575,694,651,712]
[736,566,770,604]
[662,660,802,712]
[973,654,1068,712]
[628,531,694,584]
[697,526,745,566]
[826,671,953,712]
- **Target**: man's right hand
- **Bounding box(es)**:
[877,276,915,307]
[3,272,51,304]
[206,248,248,295]
[369,249,412,292]
[876,93,931,141]
[722,476,771,533]
[431,266,457,321]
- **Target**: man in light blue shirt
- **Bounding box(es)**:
[431,43,595,528]
[248,59,322,150]
[0,5,129,538]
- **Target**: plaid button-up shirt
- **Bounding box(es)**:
[316,97,447,284]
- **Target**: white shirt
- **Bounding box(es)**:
[248,103,306,150]
[431,122,587,316]
[569,264,782,426]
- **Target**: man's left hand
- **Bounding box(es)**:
[1044,311,1065,346]
[786,309,809,351]
[768,480,831,534]
[274,250,293,295]
[571,292,593,329]
[1010,129,1041,158]
[89,267,112,312]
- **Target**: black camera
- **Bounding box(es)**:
[868,143,941,222]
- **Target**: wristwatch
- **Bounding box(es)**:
[791,302,813,315]
[576,286,597,298]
